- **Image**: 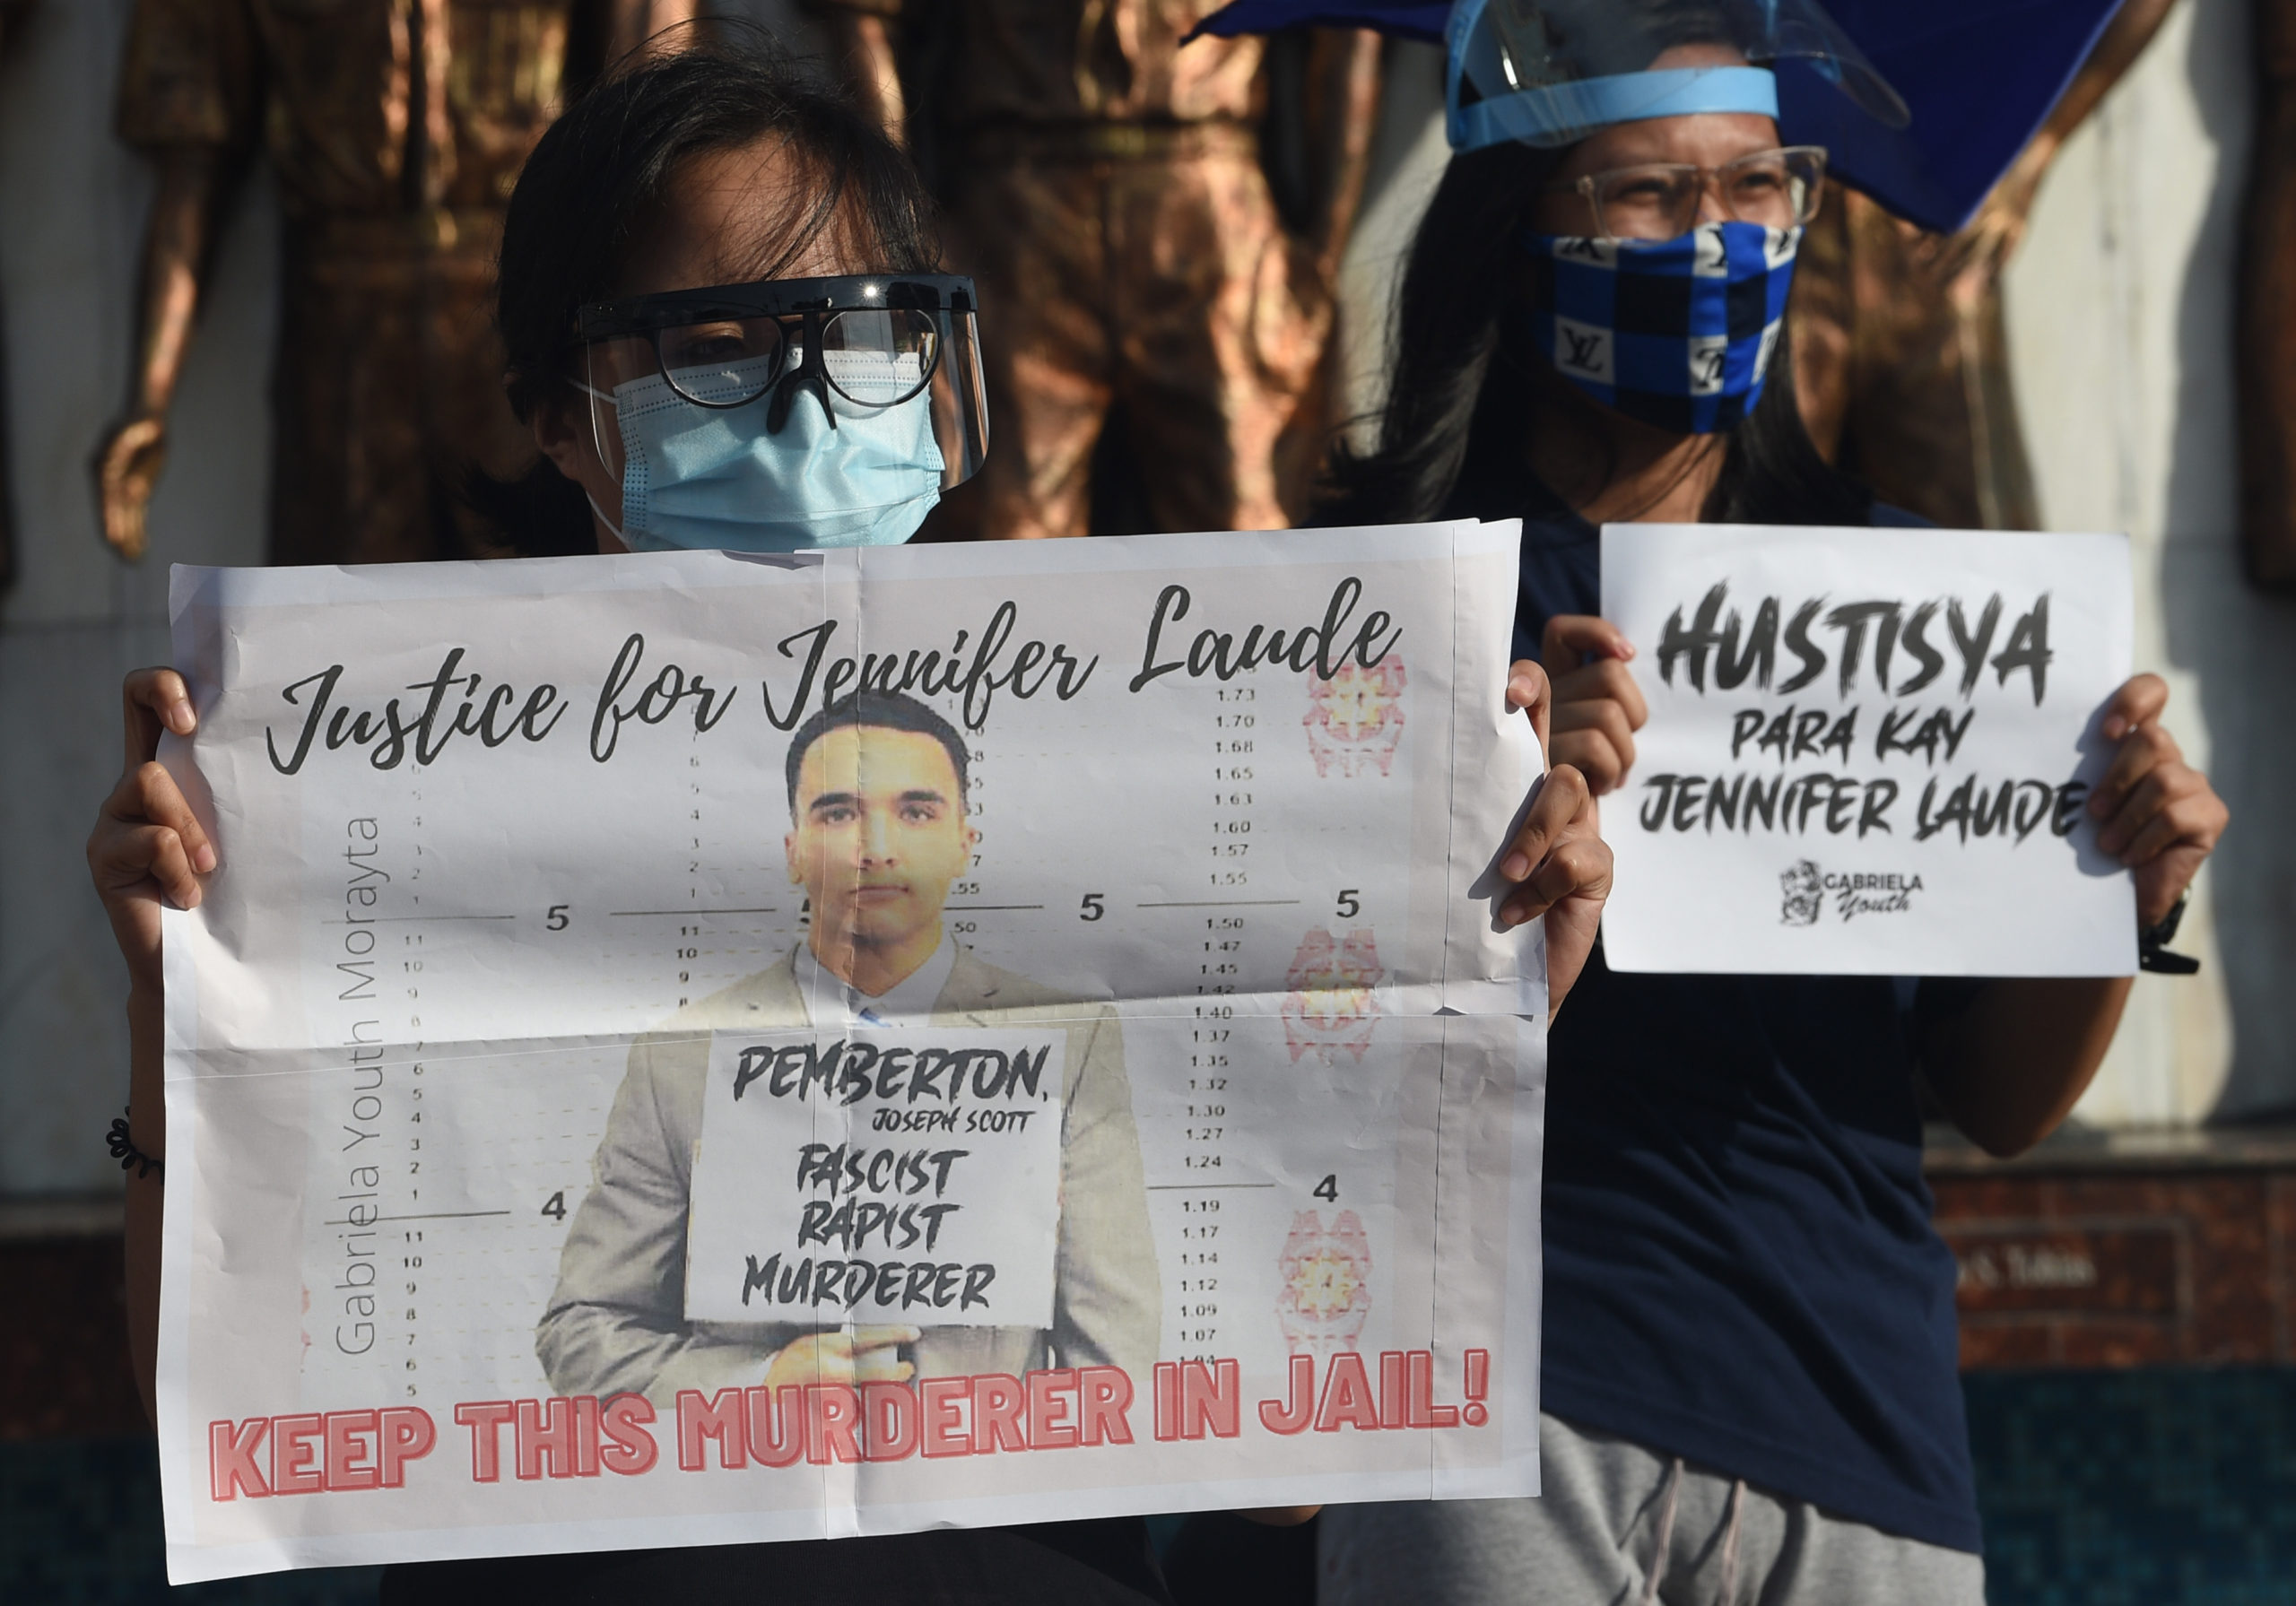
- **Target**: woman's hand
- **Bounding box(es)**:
[1500,660,1613,1017]
[87,668,213,994]
[91,667,212,1425]
[2086,674,2229,925]
[1923,675,2228,1159]
[1539,614,1647,795]
[762,1326,919,1389]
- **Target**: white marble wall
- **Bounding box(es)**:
[0,2,2287,1202]
[2006,0,2296,1126]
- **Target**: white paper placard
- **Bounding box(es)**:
[1599,524,2135,976]
[154,525,1551,1582]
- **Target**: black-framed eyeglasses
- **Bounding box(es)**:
[1544,146,1827,242]
[576,273,978,422]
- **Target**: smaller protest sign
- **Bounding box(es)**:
[687,1029,1066,1327]
[1599,525,2135,976]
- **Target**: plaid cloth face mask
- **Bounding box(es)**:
[1522,220,1801,435]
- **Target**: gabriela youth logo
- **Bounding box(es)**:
[1780,860,1925,925]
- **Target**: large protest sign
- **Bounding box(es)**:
[155,525,1547,1582]
[1599,525,2135,975]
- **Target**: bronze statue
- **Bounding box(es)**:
[809,0,1380,539]
[97,0,698,569]
[2241,0,2296,586]
[1790,0,2178,532]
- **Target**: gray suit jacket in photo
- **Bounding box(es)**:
[537,945,1161,1406]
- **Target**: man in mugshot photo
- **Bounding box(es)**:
[538,690,1159,1404]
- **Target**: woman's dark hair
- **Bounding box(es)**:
[1321,140,1870,530]
[468,37,941,555]
[784,690,970,816]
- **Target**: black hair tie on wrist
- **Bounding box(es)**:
[107,1109,164,1179]
[2138,888,2201,976]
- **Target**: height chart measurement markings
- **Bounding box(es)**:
[1144,671,1279,1360]
[607,907,780,918]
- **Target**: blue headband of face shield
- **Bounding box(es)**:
[574,273,989,554]
[1443,0,1907,153]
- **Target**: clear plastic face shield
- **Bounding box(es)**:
[575,273,990,552]
[1445,0,1909,152]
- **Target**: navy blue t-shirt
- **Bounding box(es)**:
[1504,490,1979,1553]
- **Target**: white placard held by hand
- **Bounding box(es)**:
[1599,524,2135,976]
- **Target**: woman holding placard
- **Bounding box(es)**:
[1251,2,2230,1602]
[84,34,1613,1606]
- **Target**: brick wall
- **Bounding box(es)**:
[1931,1130,2296,1368]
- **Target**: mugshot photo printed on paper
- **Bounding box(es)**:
[538,690,1162,1406]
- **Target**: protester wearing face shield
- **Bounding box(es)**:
[86,38,1616,1605]
[1268,2,2225,1603]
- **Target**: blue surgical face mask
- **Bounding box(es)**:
[1520,221,1800,436]
[581,350,945,553]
